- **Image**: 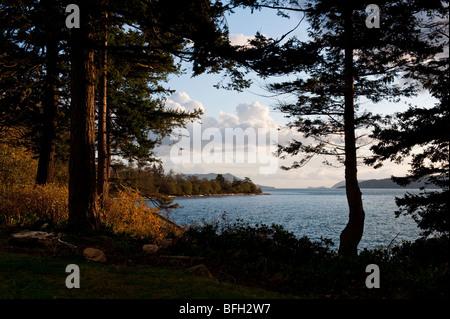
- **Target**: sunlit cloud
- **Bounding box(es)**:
[156,91,409,188]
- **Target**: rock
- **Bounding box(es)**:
[143,244,160,255]
[83,248,107,263]
[157,238,174,248]
[9,231,76,255]
[187,264,213,278]
[9,231,54,245]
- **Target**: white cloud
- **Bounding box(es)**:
[164,92,205,112]
[218,101,278,130]
[158,94,284,176]
[229,33,255,46]
[157,92,410,188]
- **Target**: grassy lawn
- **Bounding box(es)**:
[0,251,298,299]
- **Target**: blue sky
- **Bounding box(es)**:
[156,6,437,188]
[166,7,305,120]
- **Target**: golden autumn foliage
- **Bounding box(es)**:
[101,187,183,240]
[0,183,69,225]
[0,140,69,225]
[0,139,37,186]
[1,141,181,240]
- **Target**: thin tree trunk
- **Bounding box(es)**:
[338,5,365,256]
[68,1,100,232]
[36,0,59,185]
[97,11,109,206]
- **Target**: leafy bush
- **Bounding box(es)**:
[174,218,449,298]
[0,141,69,226]
[0,141,37,186]
[0,183,69,226]
[101,186,183,240]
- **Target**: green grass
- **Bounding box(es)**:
[0,252,298,299]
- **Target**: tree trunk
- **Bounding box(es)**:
[338,5,365,256]
[36,0,59,185]
[68,1,100,232]
[97,11,109,206]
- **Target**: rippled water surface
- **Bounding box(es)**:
[163,188,422,250]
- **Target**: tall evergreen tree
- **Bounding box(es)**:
[0,0,69,184]
[65,0,244,231]
[97,8,109,205]
[67,0,100,232]
[232,0,443,255]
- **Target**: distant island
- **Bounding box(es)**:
[331,178,439,189]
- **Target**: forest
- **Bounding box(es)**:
[111,164,263,197]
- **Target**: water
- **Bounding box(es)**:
[163,188,422,251]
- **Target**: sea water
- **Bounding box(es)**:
[163,188,422,250]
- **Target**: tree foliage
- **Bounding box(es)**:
[367,4,449,236]
[111,164,262,197]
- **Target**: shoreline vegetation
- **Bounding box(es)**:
[110,163,264,198]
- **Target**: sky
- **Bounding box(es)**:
[153,6,438,189]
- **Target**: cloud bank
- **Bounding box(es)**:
[156,92,403,188]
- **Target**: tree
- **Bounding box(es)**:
[67,0,100,232]
[367,4,449,237]
[232,0,443,255]
[370,104,449,237]
[0,0,70,185]
[181,179,193,195]
[105,27,201,164]
[35,0,62,185]
[199,178,213,194]
[97,8,109,205]
[210,179,221,194]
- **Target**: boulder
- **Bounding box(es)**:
[187,264,213,278]
[9,231,54,246]
[83,248,107,263]
[157,238,174,248]
[9,231,77,255]
[143,244,160,255]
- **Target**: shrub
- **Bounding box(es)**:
[175,218,449,298]
[0,183,69,226]
[101,186,183,240]
[0,141,37,186]
[0,141,69,226]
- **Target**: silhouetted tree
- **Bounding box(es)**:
[231,0,444,255]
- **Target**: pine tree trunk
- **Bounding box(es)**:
[97,11,109,206]
[68,1,100,232]
[338,5,365,256]
[36,0,58,185]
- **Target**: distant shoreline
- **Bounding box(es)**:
[169,192,271,199]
